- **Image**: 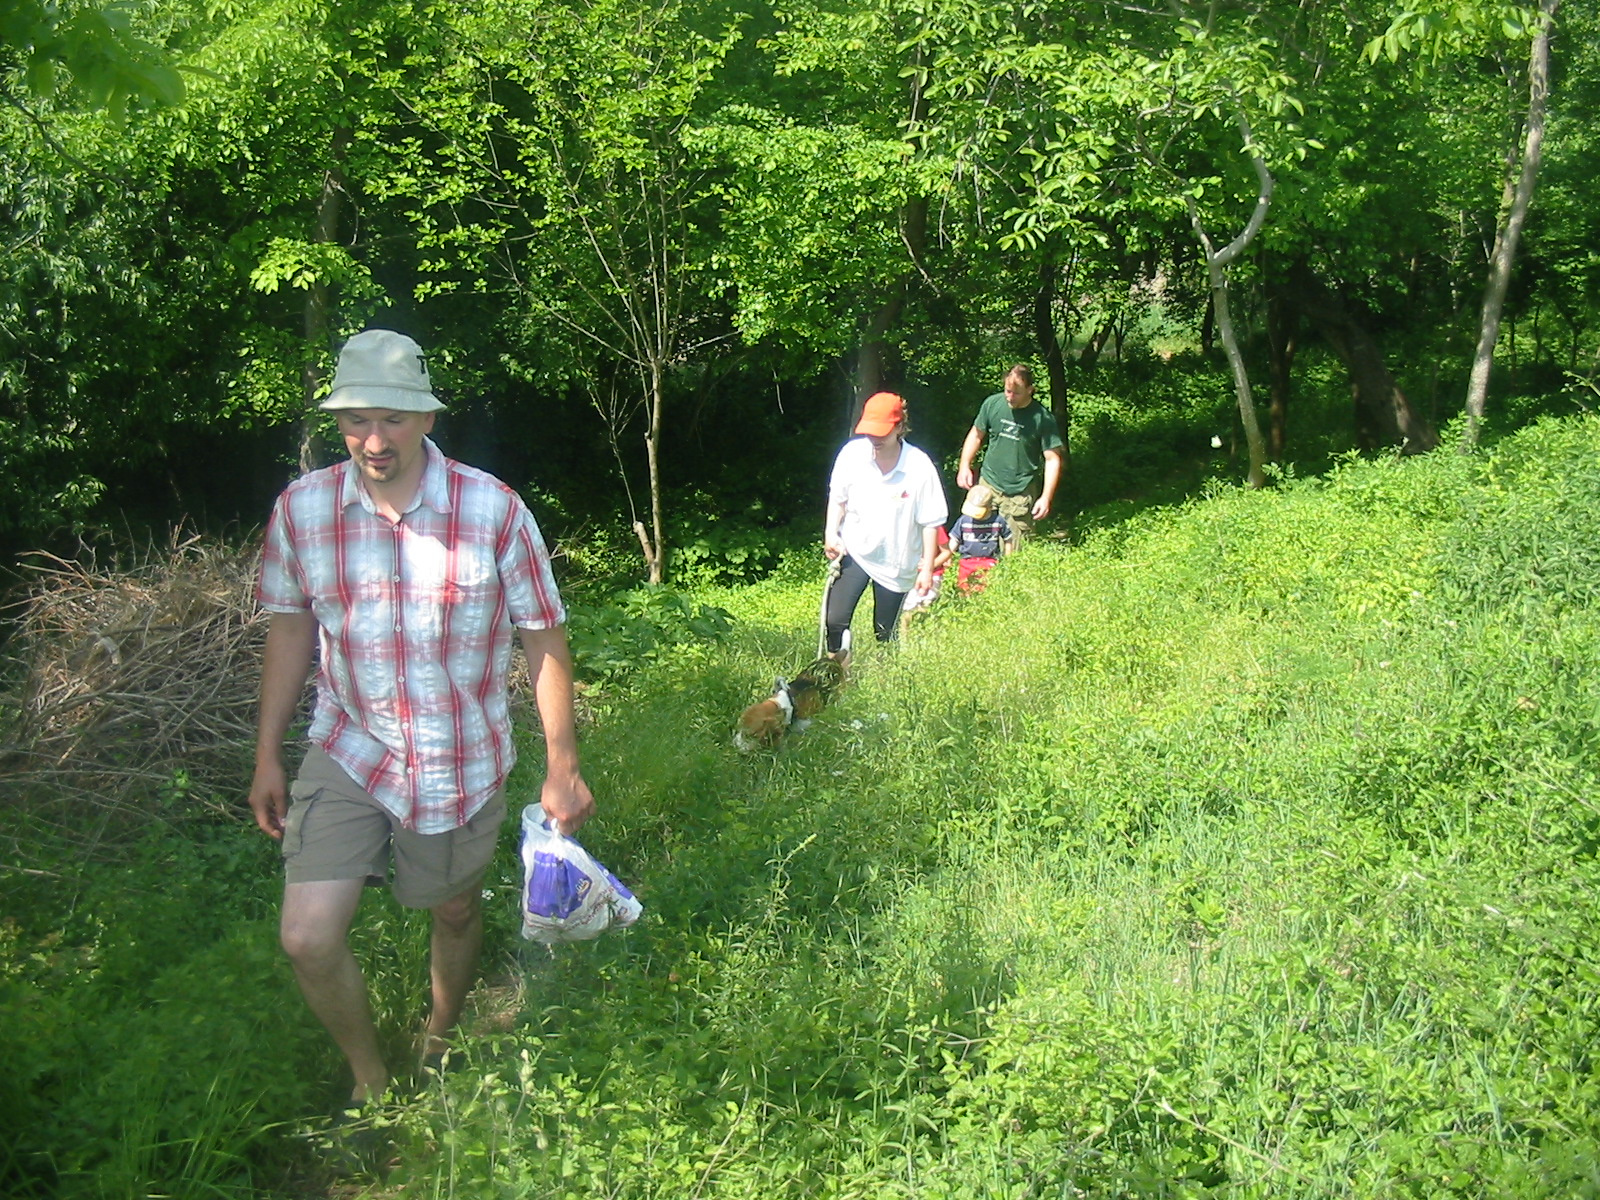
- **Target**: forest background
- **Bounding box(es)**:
[8,0,1600,1196]
[2,0,1596,574]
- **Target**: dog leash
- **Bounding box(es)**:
[817,556,842,659]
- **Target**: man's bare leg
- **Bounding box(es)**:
[280,878,389,1103]
[421,883,483,1061]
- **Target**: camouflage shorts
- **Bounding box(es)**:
[993,488,1037,540]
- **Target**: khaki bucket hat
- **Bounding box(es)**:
[319,329,444,412]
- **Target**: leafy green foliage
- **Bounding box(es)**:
[3,0,1598,550]
[1436,414,1600,612]
[686,104,939,355]
[1,0,184,116]
[1364,0,1541,64]
[663,502,811,588]
[1069,362,1238,510]
[564,586,733,686]
[1,819,313,1197]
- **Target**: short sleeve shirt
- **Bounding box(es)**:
[829,437,949,592]
[257,439,564,833]
[975,393,1064,496]
[949,513,1013,559]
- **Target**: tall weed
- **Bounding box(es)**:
[16,415,1600,1198]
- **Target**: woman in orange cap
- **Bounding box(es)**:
[821,392,948,651]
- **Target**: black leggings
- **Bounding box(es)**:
[825,556,907,651]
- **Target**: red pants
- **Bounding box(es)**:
[957,556,997,593]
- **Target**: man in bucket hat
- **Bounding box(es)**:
[249,329,594,1112]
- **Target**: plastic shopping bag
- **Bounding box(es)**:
[519,804,643,943]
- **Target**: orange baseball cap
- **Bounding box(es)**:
[855,392,906,436]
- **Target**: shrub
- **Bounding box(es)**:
[563,587,734,688]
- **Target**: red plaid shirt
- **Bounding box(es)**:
[257,440,564,833]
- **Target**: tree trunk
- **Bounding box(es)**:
[1463,0,1558,448]
[299,130,349,474]
[1264,278,1298,464]
[1174,115,1274,489]
[853,194,926,417]
[1032,250,1075,502]
[1078,321,1113,367]
[853,293,903,415]
[643,357,665,584]
[1207,264,1268,488]
[1289,261,1440,453]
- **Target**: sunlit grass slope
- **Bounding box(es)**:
[20,413,1595,1197]
[364,415,1600,1199]
[25,416,1587,1200]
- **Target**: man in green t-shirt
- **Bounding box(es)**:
[955,364,1064,539]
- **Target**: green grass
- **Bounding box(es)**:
[9,415,1600,1197]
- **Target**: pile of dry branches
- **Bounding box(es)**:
[1,533,268,859]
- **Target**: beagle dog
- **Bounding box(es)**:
[735,678,794,751]
[734,632,850,751]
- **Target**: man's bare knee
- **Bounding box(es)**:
[280,920,348,973]
[280,879,363,968]
[431,887,482,935]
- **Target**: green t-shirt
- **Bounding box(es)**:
[975,392,1064,496]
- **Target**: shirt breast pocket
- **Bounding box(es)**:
[433,569,502,641]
